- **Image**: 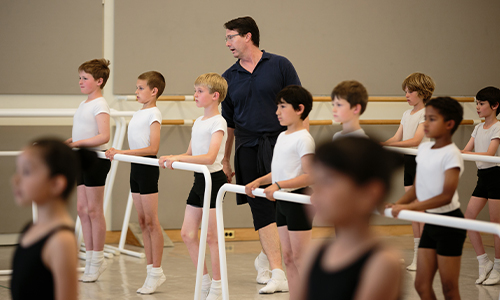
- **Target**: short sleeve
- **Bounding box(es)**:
[210,116,227,136]
[93,99,110,116]
[415,142,428,165]
[471,124,480,138]
[149,109,162,126]
[296,133,315,158]
[280,57,301,87]
[491,123,500,140]
[443,147,464,173]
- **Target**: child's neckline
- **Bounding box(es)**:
[410,106,424,115]
[140,106,157,111]
[284,128,307,135]
[84,96,103,104]
[482,119,499,130]
[200,113,220,121]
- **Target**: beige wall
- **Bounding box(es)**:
[0,1,498,95]
[0,1,499,233]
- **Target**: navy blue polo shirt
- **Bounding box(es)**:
[222,51,301,147]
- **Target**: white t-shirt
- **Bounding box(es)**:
[332,128,367,141]
[271,129,315,192]
[191,114,227,173]
[415,142,464,213]
[401,108,430,148]
[127,107,162,150]
[472,122,500,169]
[72,97,110,150]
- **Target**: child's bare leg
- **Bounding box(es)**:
[181,205,209,275]
[141,193,163,267]
[407,185,423,271]
[465,197,488,255]
[414,248,438,300]
[132,193,152,264]
[482,199,500,285]
[86,186,106,252]
[206,209,220,280]
[278,226,311,297]
[77,186,93,250]
[437,255,462,300]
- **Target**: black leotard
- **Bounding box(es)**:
[11,224,74,300]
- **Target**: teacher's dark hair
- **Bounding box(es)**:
[224,16,260,47]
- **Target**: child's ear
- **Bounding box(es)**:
[152,87,158,97]
[492,102,499,111]
[446,119,456,131]
[296,104,305,116]
[51,175,67,198]
[212,92,220,101]
[96,78,104,87]
[352,104,362,115]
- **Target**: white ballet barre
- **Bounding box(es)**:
[93,152,212,300]
[0,108,134,274]
[214,183,500,300]
[386,146,500,164]
[214,183,310,300]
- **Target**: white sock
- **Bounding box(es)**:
[150,267,163,276]
[478,253,490,266]
[202,274,211,291]
[89,250,104,274]
[414,238,420,250]
[210,279,221,292]
[494,258,500,270]
[147,264,153,273]
[84,250,93,274]
[258,251,267,261]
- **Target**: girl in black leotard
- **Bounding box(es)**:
[10,138,96,300]
[294,137,404,300]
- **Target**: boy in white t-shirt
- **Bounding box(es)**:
[388,97,466,300]
[246,85,314,296]
[66,58,111,283]
[106,71,165,294]
[159,73,228,300]
[331,80,369,140]
[461,86,500,285]
[382,72,435,271]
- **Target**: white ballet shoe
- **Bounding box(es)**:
[139,272,166,295]
[82,259,107,283]
[406,261,417,271]
[483,268,500,285]
[206,280,222,300]
[476,261,494,285]
[259,269,289,294]
[254,255,271,284]
[200,274,211,300]
[137,273,149,293]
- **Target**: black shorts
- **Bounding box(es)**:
[472,166,500,199]
[186,170,227,209]
[235,146,277,231]
[276,188,313,231]
[76,154,111,187]
[403,154,417,187]
[130,156,159,195]
[419,209,466,256]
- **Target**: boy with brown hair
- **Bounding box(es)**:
[67,58,111,283]
[382,72,435,271]
[331,80,369,140]
[106,71,165,294]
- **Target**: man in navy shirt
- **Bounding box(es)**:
[221,16,301,294]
